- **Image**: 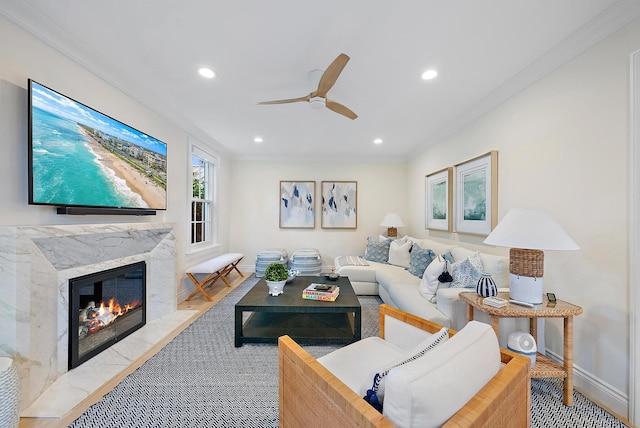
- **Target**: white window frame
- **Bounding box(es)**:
[189,140,219,252]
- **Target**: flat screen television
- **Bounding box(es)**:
[28,79,167,212]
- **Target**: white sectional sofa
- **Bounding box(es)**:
[335,236,527,345]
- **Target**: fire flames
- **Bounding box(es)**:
[80,298,141,334]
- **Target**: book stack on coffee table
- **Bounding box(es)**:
[302,283,340,301]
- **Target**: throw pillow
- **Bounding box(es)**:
[362,327,449,411]
[364,237,391,263]
[407,244,435,278]
[442,251,454,263]
[388,240,412,268]
[450,252,485,288]
[419,255,446,302]
[379,235,408,245]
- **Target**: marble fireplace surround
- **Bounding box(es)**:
[0,222,193,418]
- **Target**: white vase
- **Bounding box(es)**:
[265,280,286,296]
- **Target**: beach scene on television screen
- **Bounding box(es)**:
[30,82,167,210]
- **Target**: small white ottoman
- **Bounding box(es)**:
[255,248,289,277]
[290,248,322,275]
[0,357,19,428]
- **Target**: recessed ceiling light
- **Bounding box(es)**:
[421,69,438,80]
[254,137,263,143]
[374,138,383,145]
[198,67,216,79]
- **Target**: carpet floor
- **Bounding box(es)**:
[68,275,628,427]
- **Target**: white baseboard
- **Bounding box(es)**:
[546,349,629,419]
[238,263,255,273]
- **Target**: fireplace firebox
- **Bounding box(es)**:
[69,261,146,369]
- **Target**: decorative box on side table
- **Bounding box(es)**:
[459,291,583,406]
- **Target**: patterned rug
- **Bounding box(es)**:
[68,275,627,427]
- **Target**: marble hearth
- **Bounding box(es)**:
[0,222,191,418]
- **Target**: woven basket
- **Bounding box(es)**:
[509,248,544,277]
[0,357,20,428]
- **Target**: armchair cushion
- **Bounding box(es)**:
[362,327,449,409]
[317,337,406,395]
[383,321,501,428]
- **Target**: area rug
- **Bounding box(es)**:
[68,275,627,427]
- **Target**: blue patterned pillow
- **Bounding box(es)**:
[450,252,484,288]
[407,244,435,278]
[364,237,391,263]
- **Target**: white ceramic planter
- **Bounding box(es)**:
[265,280,286,296]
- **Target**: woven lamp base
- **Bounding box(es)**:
[509,248,544,277]
[509,248,544,304]
[387,227,398,238]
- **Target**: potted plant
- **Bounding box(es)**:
[263,262,288,296]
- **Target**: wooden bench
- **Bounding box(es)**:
[185,252,244,301]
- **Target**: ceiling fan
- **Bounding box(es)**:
[258,53,358,120]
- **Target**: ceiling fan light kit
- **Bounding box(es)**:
[258,53,358,120]
[309,96,326,109]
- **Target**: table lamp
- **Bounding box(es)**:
[380,213,405,238]
[483,208,579,304]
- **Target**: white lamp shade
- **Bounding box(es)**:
[483,209,579,251]
[379,213,405,228]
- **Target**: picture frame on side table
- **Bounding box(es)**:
[321,181,357,229]
[454,151,498,235]
[279,181,315,228]
[425,167,453,231]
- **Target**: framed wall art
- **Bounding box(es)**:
[454,151,498,235]
[425,167,453,231]
[279,181,315,228]
[321,181,357,229]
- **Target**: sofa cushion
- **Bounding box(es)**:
[407,237,455,257]
[388,239,412,268]
[382,321,501,428]
[377,268,450,327]
[364,237,391,263]
[407,244,435,278]
[451,247,509,288]
[450,251,484,288]
[419,255,446,302]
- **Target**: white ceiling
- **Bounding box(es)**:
[2,1,640,161]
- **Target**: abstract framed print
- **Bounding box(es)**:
[321,181,357,229]
[279,181,315,228]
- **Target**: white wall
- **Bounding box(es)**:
[0,15,232,299]
[228,159,408,269]
[407,17,640,417]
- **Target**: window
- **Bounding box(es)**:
[190,144,217,249]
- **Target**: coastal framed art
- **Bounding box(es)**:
[454,151,498,235]
[425,167,453,231]
[321,181,357,229]
[279,181,315,228]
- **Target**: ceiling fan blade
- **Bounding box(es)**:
[316,53,350,97]
[326,99,358,120]
[257,95,311,105]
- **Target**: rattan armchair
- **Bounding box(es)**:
[278,304,530,427]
